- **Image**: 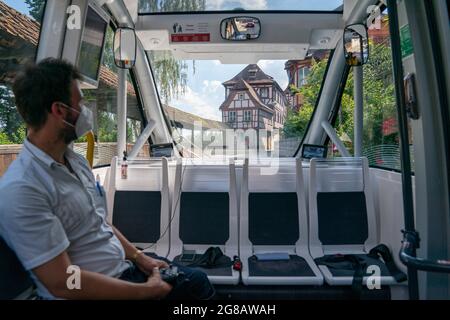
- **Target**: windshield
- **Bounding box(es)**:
[148,49,330,158]
[139,0,343,14]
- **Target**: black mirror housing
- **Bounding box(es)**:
[220,17,261,41]
[113,27,137,69]
[343,23,369,66]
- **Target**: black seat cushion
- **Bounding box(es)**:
[248,255,315,277]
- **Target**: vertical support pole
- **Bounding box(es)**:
[117,68,127,158]
[387,0,419,300]
[354,66,364,157]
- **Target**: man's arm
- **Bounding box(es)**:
[112,226,169,271]
[111,225,140,261]
[33,251,171,300]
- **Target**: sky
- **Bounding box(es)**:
[3,0,30,15]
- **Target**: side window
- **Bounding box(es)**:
[0,1,145,174]
[73,25,145,166]
[0,0,45,176]
[332,12,412,171]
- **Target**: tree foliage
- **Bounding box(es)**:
[283,39,397,156]
[139,0,206,13]
[282,57,329,138]
[0,86,26,144]
[25,0,45,21]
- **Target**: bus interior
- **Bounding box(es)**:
[0,0,449,300]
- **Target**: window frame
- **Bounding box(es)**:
[260,87,269,98]
[229,111,236,122]
[244,110,252,122]
[90,21,148,168]
[293,49,336,157]
[326,11,407,174]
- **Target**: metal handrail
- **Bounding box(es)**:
[400,230,450,274]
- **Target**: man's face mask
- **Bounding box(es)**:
[58,103,93,142]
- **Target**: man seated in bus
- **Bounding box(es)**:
[0,58,215,300]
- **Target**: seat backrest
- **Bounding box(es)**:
[171,159,238,252]
[309,157,378,257]
[240,158,308,252]
[179,192,230,245]
[106,157,170,252]
[0,237,33,299]
[113,190,162,243]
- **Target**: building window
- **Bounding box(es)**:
[238,93,244,100]
[260,87,269,98]
[297,67,310,86]
[228,111,236,122]
[244,110,252,122]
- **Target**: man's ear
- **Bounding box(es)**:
[50,102,65,119]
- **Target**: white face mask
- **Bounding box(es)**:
[60,103,94,138]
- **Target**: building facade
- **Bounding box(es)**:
[284,57,313,111]
[220,64,288,133]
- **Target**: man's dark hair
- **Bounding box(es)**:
[12,58,82,129]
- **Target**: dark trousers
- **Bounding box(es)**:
[119,253,215,300]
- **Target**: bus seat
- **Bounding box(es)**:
[0,237,34,299]
[168,159,239,285]
[308,157,405,287]
[105,157,171,257]
[240,158,323,285]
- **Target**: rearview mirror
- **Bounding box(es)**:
[220,17,261,41]
[343,23,369,66]
[113,27,137,69]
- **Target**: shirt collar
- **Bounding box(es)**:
[23,139,79,169]
[23,138,57,168]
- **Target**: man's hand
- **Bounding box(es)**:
[145,267,173,299]
[136,253,169,275]
[33,252,171,300]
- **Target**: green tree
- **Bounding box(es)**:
[139,0,206,13]
[0,131,12,144]
[335,41,396,153]
[102,27,118,74]
[25,0,45,21]
[283,57,329,138]
[0,86,26,144]
[283,39,396,158]
[98,111,117,142]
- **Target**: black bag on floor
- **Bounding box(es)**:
[184,247,233,269]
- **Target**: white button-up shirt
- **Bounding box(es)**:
[0,139,130,299]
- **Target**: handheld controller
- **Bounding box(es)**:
[159,265,182,285]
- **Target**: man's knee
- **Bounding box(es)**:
[187,268,209,284]
[182,269,215,300]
